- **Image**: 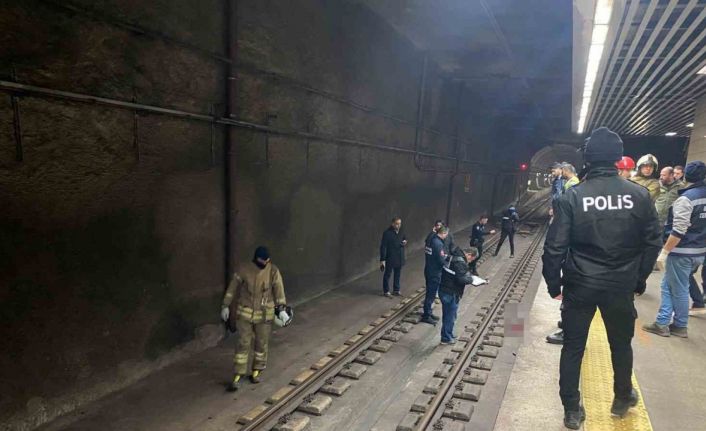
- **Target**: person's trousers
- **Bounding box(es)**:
[439,290,460,342]
[689,265,705,308]
[495,230,515,255]
[423,271,441,318]
[234,318,272,376]
[559,287,636,411]
[657,255,704,327]
[383,265,402,294]
[469,243,483,274]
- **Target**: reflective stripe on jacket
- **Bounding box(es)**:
[222,262,286,323]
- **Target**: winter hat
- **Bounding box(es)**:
[253,246,270,261]
[684,161,706,183]
[583,127,623,163]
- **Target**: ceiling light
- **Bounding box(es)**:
[687,123,694,128]
[665,132,677,136]
[576,0,614,134]
[698,64,706,75]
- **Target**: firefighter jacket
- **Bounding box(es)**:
[222,261,286,323]
[654,179,683,225]
[542,166,662,298]
[440,247,473,297]
[630,175,660,202]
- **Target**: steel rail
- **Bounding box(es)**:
[417,220,548,429]
[239,198,549,430]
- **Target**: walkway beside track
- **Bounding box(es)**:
[496,270,706,431]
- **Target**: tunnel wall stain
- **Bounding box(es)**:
[0,1,519,428]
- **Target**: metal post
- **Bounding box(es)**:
[223,0,237,284]
[10,67,23,162]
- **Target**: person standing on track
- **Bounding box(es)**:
[422,226,449,325]
[220,246,289,391]
[542,127,662,429]
[379,217,408,297]
[469,215,495,277]
[494,205,520,258]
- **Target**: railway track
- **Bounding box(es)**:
[410,220,549,430]
[237,197,549,431]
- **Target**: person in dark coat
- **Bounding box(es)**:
[439,246,477,344]
[543,127,661,428]
[380,217,407,297]
[423,226,449,324]
[469,215,495,276]
[494,206,520,257]
[425,220,444,247]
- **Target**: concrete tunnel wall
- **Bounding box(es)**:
[0,1,522,428]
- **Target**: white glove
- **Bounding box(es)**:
[221,307,230,322]
[278,310,290,325]
[655,249,669,270]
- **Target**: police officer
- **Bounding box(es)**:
[542,127,661,429]
[469,215,495,277]
[494,205,520,257]
[220,246,288,391]
[422,226,449,325]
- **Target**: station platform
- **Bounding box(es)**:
[496,270,706,431]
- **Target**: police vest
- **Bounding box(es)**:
[666,182,706,257]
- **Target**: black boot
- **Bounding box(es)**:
[227,375,242,392]
[564,406,586,430]
[546,330,564,345]
[611,388,639,417]
[250,370,262,384]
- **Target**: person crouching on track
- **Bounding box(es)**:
[220,246,289,391]
[542,127,661,429]
[439,246,478,345]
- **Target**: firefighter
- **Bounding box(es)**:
[543,127,661,428]
[616,156,635,179]
[220,246,289,391]
[630,154,661,202]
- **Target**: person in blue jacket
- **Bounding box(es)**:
[422,226,449,325]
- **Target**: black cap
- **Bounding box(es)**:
[685,161,706,183]
[253,246,270,261]
[584,127,623,163]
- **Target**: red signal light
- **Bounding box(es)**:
[520,163,528,171]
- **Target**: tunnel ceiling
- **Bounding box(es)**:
[586,0,706,138]
[362,0,574,152]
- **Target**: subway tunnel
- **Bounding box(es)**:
[0,1,701,431]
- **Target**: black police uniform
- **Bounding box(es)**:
[543,165,662,412]
[469,221,489,275]
[494,207,519,256]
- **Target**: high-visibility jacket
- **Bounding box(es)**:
[222,262,286,323]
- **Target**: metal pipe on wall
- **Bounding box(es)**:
[445,82,466,227]
[223,0,237,285]
[0,80,508,170]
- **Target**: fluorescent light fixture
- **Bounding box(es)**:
[698,64,706,75]
[577,0,614,134]
[665,132,677,136]
[687,123,694,128]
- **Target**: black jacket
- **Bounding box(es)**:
[542,166,662,297]
[440,247,473,297]
[501,208,520,232]
[380,227,407,268]
[470,222,488,246]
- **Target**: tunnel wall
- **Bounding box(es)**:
[0,1,519,428]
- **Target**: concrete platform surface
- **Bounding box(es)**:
[495,269,706,431]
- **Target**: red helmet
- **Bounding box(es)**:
[615,156,635,170]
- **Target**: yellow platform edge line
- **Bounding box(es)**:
[581,311,653,431]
